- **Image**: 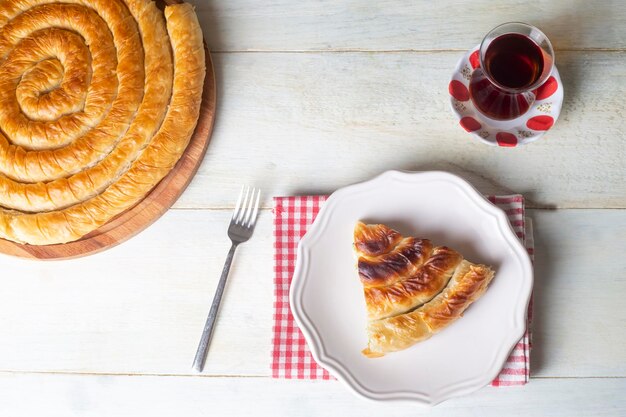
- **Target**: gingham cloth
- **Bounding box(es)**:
[272,195,533,385]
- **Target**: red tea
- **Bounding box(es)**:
[470,33,545,120]
[485,33,544,89]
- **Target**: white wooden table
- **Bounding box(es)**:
[1,1,625,415]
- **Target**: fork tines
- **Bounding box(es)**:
[233,185,261,228]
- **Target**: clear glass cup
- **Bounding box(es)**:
[469,22,555,121]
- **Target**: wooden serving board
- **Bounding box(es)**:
[0,0,217,260]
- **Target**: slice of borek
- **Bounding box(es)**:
[354,222,495,357]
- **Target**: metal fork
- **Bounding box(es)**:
[192,186,261,372]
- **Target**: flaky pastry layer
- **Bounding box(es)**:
[354,222,495,357]
[0,0,205,244]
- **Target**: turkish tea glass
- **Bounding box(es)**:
[469,22,555,121]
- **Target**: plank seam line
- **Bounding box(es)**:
[209,48,626,53]
[169,207,626,211]
[0,370,265,378]
[0,370,624,379]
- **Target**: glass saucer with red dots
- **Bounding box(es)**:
[448,45,563,147]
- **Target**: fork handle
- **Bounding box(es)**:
[192,243,238,372]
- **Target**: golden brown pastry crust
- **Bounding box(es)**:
[363,261,495,357]
[354,222,461,320]
[363,246,463,320]
[354,222,495,357]
[354,222,402,257]
[355,222,435,288]
[0,0,205,244]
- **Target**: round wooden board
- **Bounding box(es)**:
[0,1,216,260]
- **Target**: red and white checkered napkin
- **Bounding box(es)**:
[272,195,534,385]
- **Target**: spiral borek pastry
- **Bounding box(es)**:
[0,0,205,244]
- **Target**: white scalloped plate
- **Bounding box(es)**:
[289,171,533,405]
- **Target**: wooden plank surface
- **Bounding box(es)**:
[174,52,626,210]
[0,373,623,417]
[2,1,625,414]
[0,209,273,376]
[189,0,626,51]
[0,209,623,378]
[531,209,626,377]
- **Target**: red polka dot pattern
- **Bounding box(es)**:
[496,132,518,147]
[526,115,554,131]
[534,76,558,100]
[469,50,480,69]
[460,116,481,132]
[449,80,470,101]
